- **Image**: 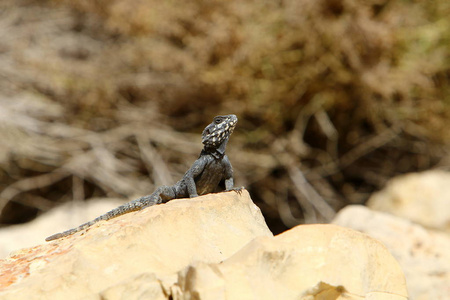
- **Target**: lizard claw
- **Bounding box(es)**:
[227,187,245,195]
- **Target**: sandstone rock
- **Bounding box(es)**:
[333,205,450,300]
[0,190,272,300]
[367,170,450,232]
[1,191,408,300]
[0,198,125,258]
[175,224,408,300]
[100,273,172,300]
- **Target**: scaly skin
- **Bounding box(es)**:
[46,114,238,241]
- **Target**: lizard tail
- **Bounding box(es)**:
[45,195,157,241]
[45,221,93,241]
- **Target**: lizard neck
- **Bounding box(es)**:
[201,138,228,160]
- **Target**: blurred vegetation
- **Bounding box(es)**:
[0,0,449,233]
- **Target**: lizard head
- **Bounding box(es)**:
[202,114,238,149]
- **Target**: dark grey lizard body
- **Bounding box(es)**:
[46,114,238,241]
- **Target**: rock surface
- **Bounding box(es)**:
[0,190,272,300]
[175,224,407,300]
[367,170,450,233]
[333,205,450,300]
[0,190,408,300]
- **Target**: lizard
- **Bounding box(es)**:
[45,114,238,241]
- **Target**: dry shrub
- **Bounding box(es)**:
[0,0,449,232]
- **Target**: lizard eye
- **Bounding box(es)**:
[214,118,222,124]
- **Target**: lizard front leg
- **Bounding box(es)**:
[223,155,243,194]
[225,177,244,194]
[183,156,207,197]
[225,177,234,191]
[223,155,236,191]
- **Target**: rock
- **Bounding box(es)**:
[176,224,408,300]
[0,198,125,258]
[0,191,408,300]
[100,273,172,300]
[333,205,450,300]
[0,190,272,300]
[367,170,450,233]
